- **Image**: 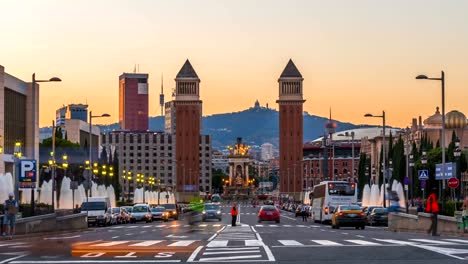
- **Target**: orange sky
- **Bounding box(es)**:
[1,0,467,128]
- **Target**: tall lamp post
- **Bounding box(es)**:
[454,139,462,200]
[365,111,387,208]
[88,111,110,195]
[13,141,23,203]
[416,72,447,204]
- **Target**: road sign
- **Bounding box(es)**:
[404,185,408,191]
[448,177,460,189]
[19,160,37,189]
[70,181,79,190]
[404,177,409,185]
[435,163,456,180]
[418,170,429,180]
[421,180,426,190]
[83,170,92,180]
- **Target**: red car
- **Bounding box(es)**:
[258,205,280,223]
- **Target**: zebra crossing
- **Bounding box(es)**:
[109,223,224,229]
[0,241,31,249]
[272,238,468,247]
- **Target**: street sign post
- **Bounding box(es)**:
[448,177,460,189]
[421,180,426,199]
[404,177,409,185]
[19,160,37,189]
[418,170,429,180]
[435,163,456,180]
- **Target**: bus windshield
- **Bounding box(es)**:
[328,182,355,196]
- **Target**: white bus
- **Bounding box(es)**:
[310,181,358,223]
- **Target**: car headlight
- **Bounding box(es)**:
[202,211,206,214]
[216,210,221,214]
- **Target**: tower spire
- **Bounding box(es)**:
[159,73,165,116]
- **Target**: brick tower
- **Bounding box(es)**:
[277,59,305,201]
[173,60,202,201]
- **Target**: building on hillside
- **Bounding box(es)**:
[212,150,229,174]
[56,104,88,126]
[119,73,149,131]
[261,143,274,161]
[0,65,39,175]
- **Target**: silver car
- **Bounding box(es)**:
[202,203,222,221]
[130,204,152,223]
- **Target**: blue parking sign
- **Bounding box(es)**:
[19,159,37,188]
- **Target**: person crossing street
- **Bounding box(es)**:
[426,188,439,236]
[231,204,238,226]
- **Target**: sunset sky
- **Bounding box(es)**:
[1,0,467,128]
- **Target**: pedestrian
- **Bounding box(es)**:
[231,205,238,226]
[3,193,18,240]
[301,205,308,222]
[425,188,439,236]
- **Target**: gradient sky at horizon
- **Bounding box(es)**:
[1,0,467,129]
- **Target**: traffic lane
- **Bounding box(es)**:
[271,245,466,264]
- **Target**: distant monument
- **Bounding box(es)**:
[224,137,254,199]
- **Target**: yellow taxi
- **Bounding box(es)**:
[331,205,366,230]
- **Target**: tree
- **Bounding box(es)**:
[357,153,367,199]
[379,144,384,186]
[112,149,121,201]
[212,169,228,192]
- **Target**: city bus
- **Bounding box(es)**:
[310,181,357,223]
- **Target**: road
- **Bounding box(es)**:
[1,203,467,263]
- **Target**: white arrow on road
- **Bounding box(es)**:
[166,234,188,238]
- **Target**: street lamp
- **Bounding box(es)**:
[13,140,23,203]
[88,111,110,191]
[416,71,447,195]
[365,111,387,208]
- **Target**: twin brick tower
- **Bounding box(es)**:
[171,59,304,201]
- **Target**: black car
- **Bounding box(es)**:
[367,208,388,226]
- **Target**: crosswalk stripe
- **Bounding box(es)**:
[346,240,381,245]
[142,225,151,228]
[128,226,138,228]
[203,250,261,255]
[245,240,264,246]
[283,225,292,227]
[156,225,166,227]
[199,224,207,227]
[168,240,197,246]
[410,239,454,245]
[255,225,264,227]
[129,240,163,246]
[207,240,229,247]
[206,247,260,251]
[278,240,304,246]
[170,224,180,227]
[92,241,129,247]
[199,255,262,261]
[268,225,278,227]
[444,239,468,243]
[296,225,306,227]
[311,240,342,246]
[373,239,415,245]
[213,224,221,227]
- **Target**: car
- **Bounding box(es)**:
[202,203,222,221]
[258,205,280,223]
[363,206,383,220]
[367,208,388,226]
[81,197,112,227]
[161,204,179,220]
[111,207,124,224]
[331,205,366,229]
[130,204,152,223]
[150,206,168,221]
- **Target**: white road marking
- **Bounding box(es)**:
[255,225,264,227]
[373,239,415,245]
[341,233,349,235]
[444,239,468,243]
[170,224,180,227]
[206,247,260,251]
[125,233,134,236]
[10,261,181,263]
[203,250,261,255]
[199,255,262,261]
[410,244,468,260]
[245,240,264,246]
[278,240,303,246]
[296,225,306,227]
[281,215,297,221]
[92,241,129,247]
[311,240,343,246]
[142,225,151,228]
[156,225,166,227]
[283,225,292,227]
[268,225,278,227]
[346,240,381,246]
[111,236,119,239]
[207,240,229,247]
[410,239,454,245]
[44,235,81,240]
[187,246,204,262]
[168,240,197,247]
[356,235,365,238]
[199,224,207,227]
[129,240,163,246]
[213,224,221,227]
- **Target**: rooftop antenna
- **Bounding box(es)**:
[159,73,165,116]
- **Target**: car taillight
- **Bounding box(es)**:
[338,212,343,216]
[325,207,329,215]
[360,212,365,217]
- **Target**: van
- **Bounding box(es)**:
[81,197,112,227]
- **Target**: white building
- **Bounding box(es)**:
[261,143,274,161]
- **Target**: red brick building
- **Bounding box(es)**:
[119,73,149,131]
[277,59,305,201]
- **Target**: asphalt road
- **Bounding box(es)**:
[1,203,467,263]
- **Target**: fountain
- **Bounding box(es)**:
[0,173,14,202]
[368,184,381,206]
[361,184,371,207]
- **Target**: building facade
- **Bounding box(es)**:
[0,65,39,175]
[261,143,274,161]
[277,59,305,200]
[119,73,149,131]
[56,103,88,126]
